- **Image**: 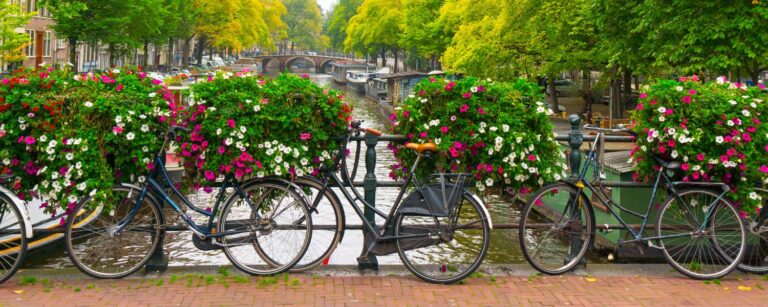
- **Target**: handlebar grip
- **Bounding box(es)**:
[169,126,191,134]
[364,128,383,136]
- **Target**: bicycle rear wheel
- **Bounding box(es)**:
[218,181,312,275]
[519,182,594,275]
[0,193,28,284]
[65,184,164,279]
[395,192,490,284]
[738,187,768,273]
[656,188,746,279]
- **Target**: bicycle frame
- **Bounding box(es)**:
[573,130,730,244]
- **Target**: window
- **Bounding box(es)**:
[43,32,52,57]
[57,38,66,50]
[25,30,35,57]
[26,0,34,14]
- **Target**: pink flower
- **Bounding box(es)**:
[459,104,469,113]
[636,103,644,111]
[528,154,536,162]
[681,163,690,171]
[419,132,428,139]
[665,108,674,115]
[300,133,311,141]
[152,79,162,85]
[204,170,216,181]
[688,89,696,95]
[743,133,752,142]
[112,126,123,134]
[260,98,269,104]
[534,199,542,206]
[639,93,647,99]
[720,155,729,162]
[301,73,310,79]
[444,81,455,91]
[667,139,676,148]
[227,119,235,128]
[765,144,768,152]
[760,83,767,90]
[726,148,736,157]
[0,78,8,84]
[477,107,485,115]
[440,126,449,133]
[429,78,436,83]
[218,146,226,154]
[235,169,245,178]
[24,136,35,145]
[403,110,410,118]
[658,145,667,154]
[696,153,705,161]
[116,84,124,92]
[463,92,472,99]
[477,85,485,92]
[760,165,768,173]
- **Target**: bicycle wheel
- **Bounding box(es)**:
[66,184,164,279]
[395,192,490,284]
[519,182,594,275]
[737,187,768,273]
[218,181,312,275]
[0,193,28,284]
[656,188,746,279]
[289,177,344,271]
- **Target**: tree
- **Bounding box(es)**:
[325,0,362,51]
[281,0,325,53]
[0,1,34,71]
[399,0,451,70]
[344,0,404,71]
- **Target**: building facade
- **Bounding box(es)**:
[8,0,69,70]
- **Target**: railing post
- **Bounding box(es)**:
[567,114,587,269]
[145,153,169,273]
[358,132,379,271]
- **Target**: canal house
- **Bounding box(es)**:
[329,62,374,85]
[365,72,431,112]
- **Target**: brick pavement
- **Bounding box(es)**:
[0,272,767,306]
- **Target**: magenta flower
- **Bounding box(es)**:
[720,155,729,162]
[743,133,752,142]
[688,89,696,95]
[444,81,456,91]
[152,79,162,85]
[23,136,35,145]
[227,119,235,128]
[218,146,226,154]
[760,83,767,90]
[301,73,310,79]
[478,107,485,115]
[440,126,449,133]
[760,165,768,173]
[459,104,469,113]
[113,126,123,134]
[204,170,216,181]
[636,103,644,111]
[116,84,124,92]
[681,96,691,104]
[696,153,705,161]
[665,108,674,115]
[429,77,436,83]
[639,93,647,99]
[260,98,269,104]
[138,72,146,79]
[726,148,736,157]
[419,132,428,139]
[1,78,8,84]
[463,92,472,99]
[681,163,689,171]
[528,154,536,162]
[300,133,311,141]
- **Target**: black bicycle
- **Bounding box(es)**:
[519,125,747,280]
[248,120,492,284]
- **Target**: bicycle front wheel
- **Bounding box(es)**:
[395,192,490,284]
[519,182,594,275]
[656,188,746,279]
[66,184,164,278]
[0,193,28,284]
[738,186,768,273]
[218,181,312,275]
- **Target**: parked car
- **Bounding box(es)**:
[553,80,579,97]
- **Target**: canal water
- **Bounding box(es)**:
[25,72,526,269]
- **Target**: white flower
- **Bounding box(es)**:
[112,68,120,74]
[495,136,503,144]
[216,128,222,135]
[75,162,82,169]
[485,178,494,186]
[435,138,441,145]
[668,128,676,135]
[742,110,751,117]
[516,137,523,143]
[148,92,157,98]
[138,176,146,183]
[84,101,93,107]
[652,130,659,138]
[126,132,135,140]
[671,150,678,158]
[715,136,724,143]
[675,86,683,91]
[729,100,737,105]
[537,106,546,113]
[67,195,78,203]
[46,147,55,155]
[502,124,510,132]
[450,115,456,121]
[141,124,149,132]
[471,86,478,93]
[727,120,734,126]
[717,76,726,84]
[274,168,282,176]
[240,126,246,133]
[300,158,308,166]
[225,138,233,146]
[115,116,122,123]
[657,107,666,113]
[658,116,665,122]
[19,123,26,130]
[490,126,498,132]
[65,153,74,160]
[77,182,87,191]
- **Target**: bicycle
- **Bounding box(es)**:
[0,176,31,284]
[64,126,313,278]
[518,125,747,279]
[739,184,768,273]
[249,120,492,284]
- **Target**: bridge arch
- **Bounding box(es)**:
[318,59,336,74]
[262,57,282,73]
[285,56,317,73]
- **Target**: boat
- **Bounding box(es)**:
[345,70,374,94]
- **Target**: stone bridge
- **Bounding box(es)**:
[237,54,361,73]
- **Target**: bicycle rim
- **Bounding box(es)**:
[219,182,312,275]
[66,185,163,279]
[657,189,746,279]
[395,193,490,284]
[0,194,27,284]
[519,183,593,275]
[738,188,768,273]
[290,178,343,271]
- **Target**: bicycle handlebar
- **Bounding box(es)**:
[167,125,191,135]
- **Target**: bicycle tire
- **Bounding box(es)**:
[656,188,746,279]
[519,182,595,275]
[0,192,28,284]
[218,180,312,275]
[65,184,165,279]
[737,186,768,273]
[395,191,490,284]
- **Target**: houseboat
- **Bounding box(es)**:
[329,62,373,85]
[365,71,435,112]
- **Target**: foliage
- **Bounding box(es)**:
[0,1,34,69]
[0,67,174,216]
[389,76,567,192]
[400,0,451,61]
[282,0,327,51]
[343,0,403,55]
[630,77,768,215]
[193,0,283,52]
[178,72,352,187]
[325,0,363,50]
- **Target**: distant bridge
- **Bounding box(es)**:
[237,54,364,73]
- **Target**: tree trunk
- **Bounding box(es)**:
[109,44,116,67]
[167,37,175,68]
[393,49,399,73]
[548,76,559,113]
[68,38,78,73]
[623,66,632,108]
[142,41,149,69]
[581,69,592,123]
[380,49,386,69]
[209,46,214,60]
[182,36,192,69]
[195,35,206,66]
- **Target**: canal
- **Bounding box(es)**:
[25,72,527,269]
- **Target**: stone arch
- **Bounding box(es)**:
[262,57,282,73]
[285,56,316,73]
[319,59,336,74]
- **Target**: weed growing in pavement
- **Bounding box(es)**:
[156,279,164,286]
[169,274,179,284]
[257,276,278,288]
[527,273,543,282]
[232,275,249,284]
[74,288,81,292]
[18,276,37,286]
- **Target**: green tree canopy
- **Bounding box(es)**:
[0,1,34,69]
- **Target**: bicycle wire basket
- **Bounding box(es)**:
[398,173,472,217]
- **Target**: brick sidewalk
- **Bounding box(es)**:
[0,273,767,306]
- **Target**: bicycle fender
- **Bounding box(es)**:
[467,192,493,230]
[0,185,34,238]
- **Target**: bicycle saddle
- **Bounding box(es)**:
[651,154,681,170]
[405,142,437,154]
